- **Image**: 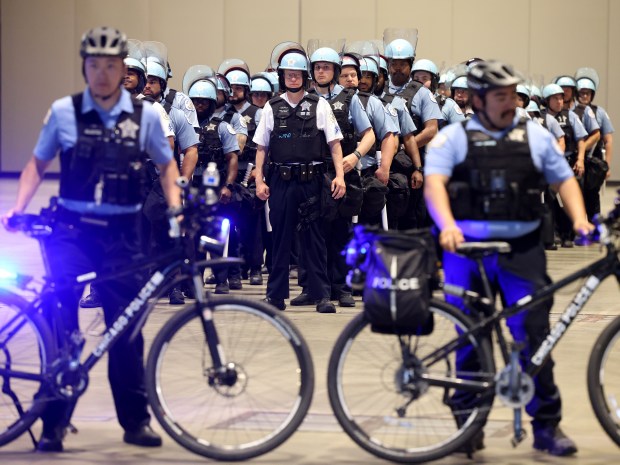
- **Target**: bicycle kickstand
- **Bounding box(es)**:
[511,408,527,447]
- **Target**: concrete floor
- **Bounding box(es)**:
[0,179,618,464]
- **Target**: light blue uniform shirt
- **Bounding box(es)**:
[168,105,199,151]
[441,97,466,124]
[215,106,249,137]
[426,114,574,239]
[388,79,444,125]
[539,114,566,140]
[570,102,600,134]
[315,84,372,137]
[234,101,263,129]
[594,105,615,136]
[34,88,173,214]
[163,88,199,128]
[358,93,399,169]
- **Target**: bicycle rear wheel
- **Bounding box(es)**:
[0,290,54,446]
[327,299,495,463]
[587,314,620,446]
[146,296,314,461]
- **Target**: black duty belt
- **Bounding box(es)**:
[270,162,325,182]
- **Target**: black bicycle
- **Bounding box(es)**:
[0,180,314,461]
[327,194,620,463]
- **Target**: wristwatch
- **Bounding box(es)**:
[225,183,235,190]
[413,166,424,174]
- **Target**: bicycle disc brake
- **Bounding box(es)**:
[495,364,534,408]
[205,362,248,397]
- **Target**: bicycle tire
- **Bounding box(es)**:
[587,314,620,447]
[327,298,496,463]
[146,296,314,461]
[0,289,55,446]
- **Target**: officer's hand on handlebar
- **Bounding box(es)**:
[439,224,465,253]
[256,181,270,201]
[573,218,595,237]
[1,208,20,233]
[331,176,346,199]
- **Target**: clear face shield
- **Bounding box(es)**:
[182,65,215,95]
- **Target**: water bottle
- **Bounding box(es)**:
[203,162,220,205]
[203,162,220,187]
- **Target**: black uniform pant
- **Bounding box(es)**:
[266,174,330,301]
[443,229,562,430]
[41,208,150,435]
[583,186,601,222]
[237,203,264,272]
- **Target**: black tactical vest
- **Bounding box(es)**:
[60,93,147,206]
[268,94,327,163]
[543,109,577,156]
[448,119,545,221]
[326,88,356,155]
[385,80,423,133]
[197,116,225,169]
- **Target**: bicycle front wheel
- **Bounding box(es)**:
[327,299,495,463]
[588,314,620,446]
[0,290,54,446]
[146,297,314,461]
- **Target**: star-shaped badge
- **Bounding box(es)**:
[206,123,217,131]
[118,119,140,139]
[300,101,312,112]
[332,101,344,111]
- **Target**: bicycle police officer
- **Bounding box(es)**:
[424,60,593,457]
[2,27,181,451]
[254,49,346,313]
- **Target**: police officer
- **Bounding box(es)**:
[424,60,592,457]
[250,74,274,108]
[224,66,265,286]
[188,78,241,293]
[143,56,199,304]
[143,41,199,129]
[556,76,601,153]
[254,49,346,313]
[576,75,615,220]
[450,74,475,118]
[2,27,181,451]
[384,38,443,229]
[541,83,588,247]
[412,58,465,126]
[295,47,374,308]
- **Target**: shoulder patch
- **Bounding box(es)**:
[226,123,236,135]
[429,93,437,104]
[239,115,248,128]
[185,99,195,111]
[386,103,397,117]
[587,107,595,118]
[454,105,463,115]
[428,133,447,149]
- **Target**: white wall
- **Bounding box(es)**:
[2,0,619,178]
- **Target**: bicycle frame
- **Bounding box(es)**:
[420,240,620,394]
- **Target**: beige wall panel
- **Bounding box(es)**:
[146,0,224,92]
[530,0,608,88]
[377,0,454,67]
[1,0,75,172]
[74,0,151,89]
[452,0,530,71]
[225,0,299,74]
[607,0,620,179]
[300,0,374,47]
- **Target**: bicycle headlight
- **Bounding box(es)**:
[198,216,230,255]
